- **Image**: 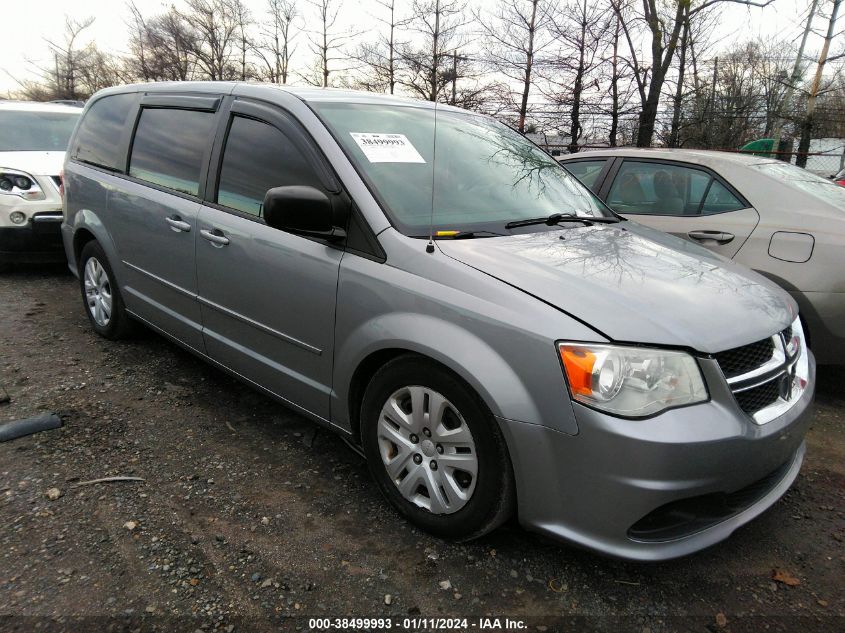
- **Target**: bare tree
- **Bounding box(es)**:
[542,0,607,152]
[126,2,197,82]
[42,16,96,100]
[666,7,690,147]
[476,0,553,132]
[17,15,127,101]
[350,0,408,94]
[305,0,356,87]
[233,0,254,81]
[257,0,299,83]
[612,0,774,147]
[399,0,468,101]
[797,0,842,167]
[601,4,639,147]
[178,0,240,81]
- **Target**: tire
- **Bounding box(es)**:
[361,355,515,540]
[78,241,133,340]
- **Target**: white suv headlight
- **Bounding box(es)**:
[558,343,708,417]
[0,168,46,201]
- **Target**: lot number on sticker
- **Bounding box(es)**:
[350,133,426,163]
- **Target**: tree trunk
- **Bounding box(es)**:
[568,0,587,154]
[429,0,441,101]
[668,18,688,148]
[517,0,539,134]
[609,13,619,147]
[388,1,396,94]
[796,114,813,168]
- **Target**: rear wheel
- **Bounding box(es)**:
[78,241,133,340]
[361,355,515,540]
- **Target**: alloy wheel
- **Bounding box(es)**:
[84,257,112,327]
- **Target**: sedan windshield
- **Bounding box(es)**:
[313,102,611,235]
[0,110,80,152]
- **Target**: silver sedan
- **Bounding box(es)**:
[559,148,845,364]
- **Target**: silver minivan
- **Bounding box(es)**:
[62,82,815,561]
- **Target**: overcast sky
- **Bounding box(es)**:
[0,0,821,97]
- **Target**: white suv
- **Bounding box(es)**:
[0,101,80,268]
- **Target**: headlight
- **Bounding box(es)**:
[785,317,801,358]
[788,315,809,391]
[0,168,45,201]
[558,343,708,417]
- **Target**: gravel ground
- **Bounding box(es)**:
[1,264,843,633]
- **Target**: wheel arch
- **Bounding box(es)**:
[335,313,545,444]
[69,209,122,282]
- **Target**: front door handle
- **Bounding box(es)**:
[200,228,230,246]
[165,215,191,232]
[688,230,735,244]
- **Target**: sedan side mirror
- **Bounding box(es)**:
[263,186,346,241]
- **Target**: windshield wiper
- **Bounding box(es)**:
[504,212,621,230]
[450,230,503,239]
[427,230,503,239]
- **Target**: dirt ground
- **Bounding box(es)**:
[1,264,843,633]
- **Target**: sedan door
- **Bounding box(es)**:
[601,159,760,259]
[107,96,220,352]
[195,100,343,420]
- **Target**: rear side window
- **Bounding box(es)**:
[700,180,744,214]
[607,161,741,216]
[129,108,215,196]
[562,159,607,192]
[217,116,323,217]
[72,94,136,171]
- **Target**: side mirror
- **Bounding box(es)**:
[262,185,346,241]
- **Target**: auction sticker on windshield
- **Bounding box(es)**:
[350,133,426,163]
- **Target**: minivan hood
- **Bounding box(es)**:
[0,151,65,176]
[438,223,796,353]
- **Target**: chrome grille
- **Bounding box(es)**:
[714,338,775,378]
[734,380,780,415]
[715,324,803,424]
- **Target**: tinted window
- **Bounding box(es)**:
[0,110,79,152]
[72,94,135,170]
[129,108,215,196]
[700,180,744,214]
[562,159,607,191]
[607,161,711,216]
[217,116,322,217]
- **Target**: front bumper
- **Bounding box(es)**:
[499,352,815,561]
[0,213,65,263]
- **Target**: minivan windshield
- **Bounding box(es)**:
[0,110,80,152]
[313,102,611,235]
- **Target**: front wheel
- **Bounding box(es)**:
[361,356,515,540]
[78,241,133,340]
